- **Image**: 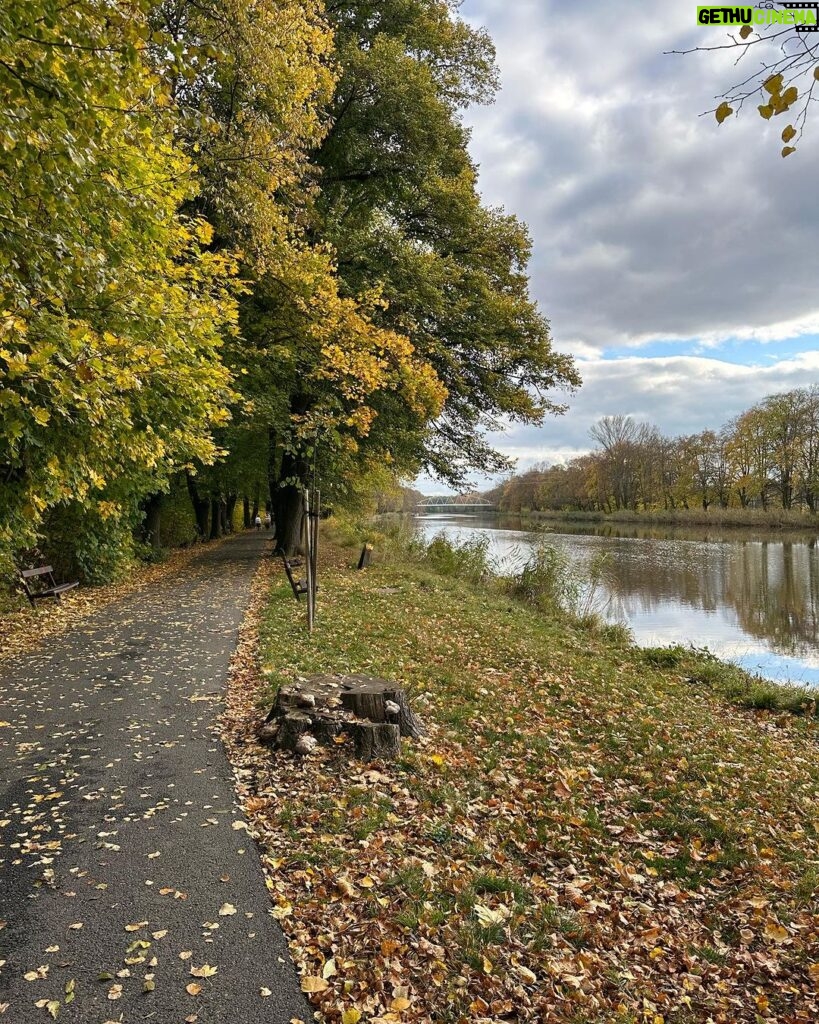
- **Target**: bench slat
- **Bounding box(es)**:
[21,566,54,578]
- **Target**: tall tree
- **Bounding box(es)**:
[0,0,236,578]
[312,0,579,488]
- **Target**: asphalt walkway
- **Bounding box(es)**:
[0,532,311,1023]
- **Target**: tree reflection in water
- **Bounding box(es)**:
[415,515,819,683]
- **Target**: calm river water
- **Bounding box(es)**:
[415,514,819,687]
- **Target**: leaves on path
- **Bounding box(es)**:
[222,542,819,1024]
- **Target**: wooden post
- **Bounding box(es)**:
[358,543,373,570]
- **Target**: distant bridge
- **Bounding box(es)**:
[416,496,498,512]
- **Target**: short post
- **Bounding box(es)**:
[358,543,373,570]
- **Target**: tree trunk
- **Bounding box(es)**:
[226,494,237,534]
[186,472,210,540]
[261,675,423,762]
[243,496,251,529]
[352,722,401,761]
[210,498,222,540]
[274,448,307,556]
[142,492,163,550]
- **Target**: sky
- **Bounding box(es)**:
[419,0,819,492]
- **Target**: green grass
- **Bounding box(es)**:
[640,645,818,717]
[245,529,819,1024]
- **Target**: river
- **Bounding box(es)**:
[414,514,819,688]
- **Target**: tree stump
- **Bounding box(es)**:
[259,674,423,762]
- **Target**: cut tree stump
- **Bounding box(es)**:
[259,674,424,762]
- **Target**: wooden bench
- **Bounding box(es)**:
[19,566,79,608]
[279,553,308,601]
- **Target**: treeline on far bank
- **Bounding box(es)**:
[0,0,577,586]
[488,386,819,519]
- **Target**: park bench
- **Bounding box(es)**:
[18,566,79,608]
[279,552,308,600]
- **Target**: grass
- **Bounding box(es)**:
[522,506,819,532]
[233,524,819,1024]
[640,644,818,717]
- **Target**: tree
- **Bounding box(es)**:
[312,0,579,490]
[152,0,447,554]
[0,0,237,579]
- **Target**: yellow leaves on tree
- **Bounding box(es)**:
[0,0,239,574]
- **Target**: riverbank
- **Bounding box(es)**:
[224,529,819,1024]
[519,508,819,532]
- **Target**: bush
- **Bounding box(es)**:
[420,533,494,584]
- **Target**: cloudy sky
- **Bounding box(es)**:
[421,0,819,491]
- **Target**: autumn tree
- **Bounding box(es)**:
[311,0,579,490]
[0,0,237,579]
[151,0,446,553]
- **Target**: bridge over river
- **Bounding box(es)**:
[416,497,498,513]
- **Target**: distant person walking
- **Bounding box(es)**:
[254,514,262,531]
[264,512,272,530]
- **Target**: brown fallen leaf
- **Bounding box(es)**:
[186,983,202,996]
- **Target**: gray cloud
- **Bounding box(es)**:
[462,0,819,352]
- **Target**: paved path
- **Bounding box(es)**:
[0,533,311,1023]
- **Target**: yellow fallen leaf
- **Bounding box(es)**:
[125,921,148,932]
[764,921,790,944]
[186,983,202,996]
[342,1011,362,1024]
[218,903,236,916]
[300,976,329,993]
[391,996,412,1011]
[190,965,218,978]
[107,985,122,1000]
[322,958,337,979]
[360,877,375,889]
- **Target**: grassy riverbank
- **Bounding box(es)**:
[226,530,819,1024]
[519,508,819,532]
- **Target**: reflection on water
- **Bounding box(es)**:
[415,514,819,687]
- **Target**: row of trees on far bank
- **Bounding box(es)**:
[0,0,576,580]
[489,387,819,516]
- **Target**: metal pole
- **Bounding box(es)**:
[304,488,314,633]
[312,489,320,617]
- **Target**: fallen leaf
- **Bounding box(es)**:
[300,976,329,993]
[190,965,218,978]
